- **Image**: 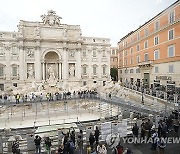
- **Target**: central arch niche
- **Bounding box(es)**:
[42,51,62,81]
[44,51,59,62]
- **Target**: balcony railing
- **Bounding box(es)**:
[101,73,108,78]
[81,73,89,78]
[137,60,153,67]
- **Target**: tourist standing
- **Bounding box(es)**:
[70,130,76,146]
[141,122,146,139]
[151,130,158,151]
[77,130,83,154]
[173,117,179,136]
[12,140,20,154]
[89,133,95,148]
[132,123,139,144]
[15,94,20,104]
[45,137,52,154]
[95,126,100,144]
[34,135,41,154]
[116,142,123,154]
[97,143,107,154]
[68,139,75,154]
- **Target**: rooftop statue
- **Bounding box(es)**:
[41,10,62,26]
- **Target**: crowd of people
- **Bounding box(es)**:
[10,108,179,154]
[0,90,98,104]
[131,109,180,154]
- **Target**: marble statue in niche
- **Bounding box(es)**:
[28,64,34,79]
[69,64,75,77]
[47,64,56,80]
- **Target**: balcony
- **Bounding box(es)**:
[101,73,108,78]
[137,60,153,68]
[91,73,98,78]
[81,73,89,79]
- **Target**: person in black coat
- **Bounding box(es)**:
[94,126,100,144]
[89,133,95,148]
[132,123,139,137]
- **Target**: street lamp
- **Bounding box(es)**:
[141,79,144,105]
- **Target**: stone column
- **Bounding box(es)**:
[19,42,25,80]
[35,43,41,81]
[62,47,68,80]
[76,49,81,79]
[42,62,45,80]
[58,63,62,80]
[45,63,47,80]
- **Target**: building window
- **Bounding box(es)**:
[130,57,133,64]
[168,29,174,40]
[155,20,160,32]
[125,69,128,74]
[154,50,160,60]
[137,44,140,51]
[82,66,87,74]
[83,81,87,86]
[131,37,133,43]
[0,84,4,91]
[93,66,97,75]
[102,50,106,57]
[155,66,159,73]
[125,41,128,47]
[103,81,106,86]
[12,46,17,55]
[137,55,140,63]
[145,28,149,37]
[125,59,128,65]
[93,39,95,42]
[144,40,148,49]
[169,11,175,24]
[13,83,17,87]
[83,51,86,57]
[144,53,149,62]
[103,66,106,75]
[154,36,159,45]
[112,50,115,55]
[136,68,140,73]
[168,45,175,57]
[137,33,140,41]
[0,66,3,77]
[168,65,174,73]
[120,70,122,74]
[130,69,134,73]
[12,66,18,76]
[130,48,133,54]
[92,50,96,57]
[125,50,128,56]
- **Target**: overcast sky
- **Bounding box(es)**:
[0,0,177,46]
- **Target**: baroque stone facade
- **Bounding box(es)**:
[0,10,111,91]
